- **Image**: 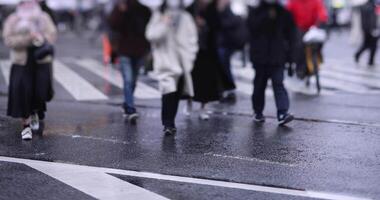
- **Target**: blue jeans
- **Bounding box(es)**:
[119,56,142,114]
[252,65,290,119]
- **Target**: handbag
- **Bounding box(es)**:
[34,41,55,61]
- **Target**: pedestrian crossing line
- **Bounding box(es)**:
[324,64,380,79]
[319,76,371,94]
[320,69,380,89]
[54,60,108,101]
[73,58,161,99]
[0,156,372,200]
[0,60,11,85]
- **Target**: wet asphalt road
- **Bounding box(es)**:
[0,31,380,200]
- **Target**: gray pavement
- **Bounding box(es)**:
[0,31,379,200]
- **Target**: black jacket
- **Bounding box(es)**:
[361,1,377,35]
[108,0,151,58]
[247,2,296,66]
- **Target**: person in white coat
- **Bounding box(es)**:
[146,0,198,135]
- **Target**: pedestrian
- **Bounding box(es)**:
[215,0,248,103]
[287,0,328,78]
[107,0,151,123]
[354,0,379,67]
[187,0,225,120]
[247,0,296,125]
[2,0,57,140]
[146,0,199,135]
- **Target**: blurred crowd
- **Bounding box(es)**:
[1,0,380,138]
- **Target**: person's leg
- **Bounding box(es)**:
[131,58,142,93]
[368,37,378,66]
[270,67,290,118]
[161,91,181,128]
[355,34,370,62]
[252,66,269,116]
[119,56,136,115]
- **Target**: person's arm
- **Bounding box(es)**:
[145,11,169,43]
[2,14,33,50]
[284,10,297,64]
[177,13,199,66]
[42,13,58,44]
[316,0,328,26]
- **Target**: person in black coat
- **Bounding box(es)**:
[247,0,296,126]
[188,0,226,120]
[354,0,378,66]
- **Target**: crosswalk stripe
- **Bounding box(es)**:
[325,64,380,79]
[54,60,108,101]
[319,76,371,94]
[74,58,161,99]
[0,60,11,85]
[320,69,380,89]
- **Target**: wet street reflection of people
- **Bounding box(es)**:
[247,0,295,126]
[146,0,199,135]
[3,0,57,140]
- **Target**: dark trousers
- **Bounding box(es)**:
[161,78,184,128]
[355,33,378,65]
[252,65,289,118]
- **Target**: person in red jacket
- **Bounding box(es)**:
[287,0,328,32]
[287,0,328,78]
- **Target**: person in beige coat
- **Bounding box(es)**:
[2,0,57,140]
[146,0,198,135]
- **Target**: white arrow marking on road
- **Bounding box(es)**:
[0,60,11,85]
[0,156,168,200]
[74,58,161,99]
[0,156,372,200]
[54,60,108,101]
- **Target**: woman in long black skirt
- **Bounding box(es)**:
[3,0,57,140]
[187,0,226,120]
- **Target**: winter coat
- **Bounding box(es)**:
[2,12,57,66]
[247,2,296,67]
[287,0,328,32]
[146,11,199,96]
[107,0,151,58]
[360,1,378,35]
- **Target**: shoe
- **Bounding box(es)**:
[199,112,210,120]
[254,114,266,123]
[220,92,237,103]
[163,127,177,136]
[126,113,139,124]
[21,127,32,140]
[183,101,192,117]
[30,113,39,131]
[278,113,294,126]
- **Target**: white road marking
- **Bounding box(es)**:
[0,156,371,200]
[321,69,380,89]
[204,152,296,167]
[74,58,161,99]
[54,60,108,101]
[0,60,11,85]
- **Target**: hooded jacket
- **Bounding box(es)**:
[247,2,296,66]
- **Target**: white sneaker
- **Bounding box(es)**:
[30,113,39,131]
[199,112,210,121]
[21,127,32,140]
[183,101,192,117]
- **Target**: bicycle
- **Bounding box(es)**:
[302,26,327,94]
[304,41,323,94]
